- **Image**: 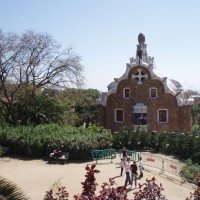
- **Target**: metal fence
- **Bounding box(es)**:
[118,149,140,162]
[140,152,184,182]
[91,149,185,182]
[91,149,116,163]
[140,152,163,171]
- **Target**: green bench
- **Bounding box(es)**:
[91,149,116,163]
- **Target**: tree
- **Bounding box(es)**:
[0,175,29,200]
[25,89,66,125]
[62,88,100,127]
[0,29,84,125]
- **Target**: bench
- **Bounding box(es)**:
[49,152,69,164]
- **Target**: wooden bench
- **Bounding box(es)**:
[49,152,69,164]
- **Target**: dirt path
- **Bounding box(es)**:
[0,156,195,200]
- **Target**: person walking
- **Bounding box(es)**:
[120,158,124,176]
[130,160,138,188]
[138,157,144,178]
[124,157,131,187]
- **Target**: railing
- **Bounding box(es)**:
[140,152,163,171]
[118,149,140,161]
[140,152,185,183]
[91,149,116,164]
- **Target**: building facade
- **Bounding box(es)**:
[98,33,194,133]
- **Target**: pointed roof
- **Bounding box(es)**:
[98,34,194,106]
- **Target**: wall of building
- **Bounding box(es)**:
[98,67,192,133]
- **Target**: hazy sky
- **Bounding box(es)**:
[1,0,200,92]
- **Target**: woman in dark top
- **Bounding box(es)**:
[130,160,138,188]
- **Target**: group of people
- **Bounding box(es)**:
[49,148,62,159]
[120,147,144,188]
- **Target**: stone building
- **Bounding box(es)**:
[98,33,194,133]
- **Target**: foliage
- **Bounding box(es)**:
[44,165,128,200]
[98,180,127,200]
[0,175,29,200]
[44,165,168,200]
[133,177,166,200]
[156,132,200,163]
[186,173,200,200]
[192,105,200,124]
[74,164,100,199]
[112,128,200,164]
[62,88,100,127]
[112,126,154,151]
[0,124,112,159]
[21,87,99,127]
[181,159,200,182]
[44,186,69,200]
[44,180,69,200]
[0,145,3,156]
[192,124,200,133]
[22,89,66,125]
[192,105,200,117]
[0,29,84,126]
[186,187,200,200]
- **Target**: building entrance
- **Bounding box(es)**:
[133,103,147,131]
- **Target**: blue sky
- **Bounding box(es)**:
[1,0,200,92]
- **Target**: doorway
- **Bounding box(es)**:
[133,103,147,131]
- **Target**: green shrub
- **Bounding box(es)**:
[0,124,112,159]
[181,159,200,182]
[112,127,200,165]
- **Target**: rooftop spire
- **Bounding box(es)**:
[138,33,145,45]
[136,33,148,62]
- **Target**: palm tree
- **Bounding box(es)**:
[0,175,29,200]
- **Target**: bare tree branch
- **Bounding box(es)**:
[0,29,84,125]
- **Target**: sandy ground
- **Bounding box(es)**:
[0,155,196,200]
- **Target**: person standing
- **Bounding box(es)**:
[130,160,138,188]
[138,157,144,178]
[120,158,124,176]
[122,147,128,161]
[124,157,131,187]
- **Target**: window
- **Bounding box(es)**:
[124,88,130,98]
[133,103,148,125]
[133,113,147,125]
[115,109,124,122]
[158,109,168,123]
[150,88,157,98]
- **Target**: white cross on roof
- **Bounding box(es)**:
[132,69,148,84]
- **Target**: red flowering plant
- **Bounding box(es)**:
[133,177,166,200]
[98,178,128,199]
[186,173,200,200]
[186,188,200,200]
[196,173,200,187]
[74,164,100,200]
[44,186,69,200]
